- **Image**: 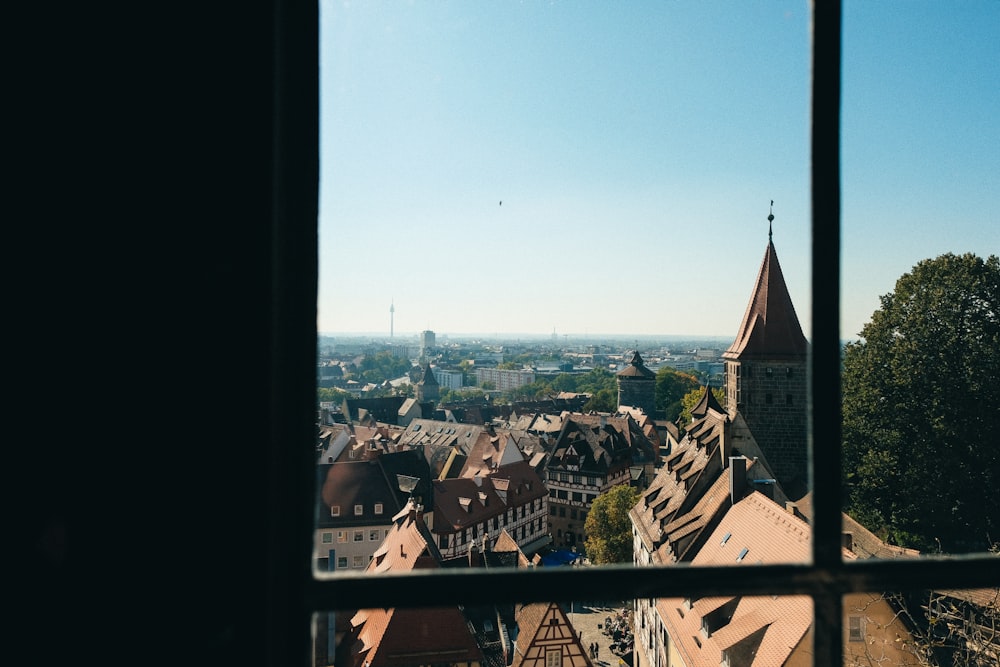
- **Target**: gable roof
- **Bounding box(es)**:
[656,492,812,667]
[432,460,547,533]
[723,239,807,361]
[512,602,593,667]
[690,383,725,420]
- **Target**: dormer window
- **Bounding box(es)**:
[374,503,383,514]
[354,504,363,515]
[330,505,340,517]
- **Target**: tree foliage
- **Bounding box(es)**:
[583,484,640,564]
[842,253,1000,553]
[654,367,701,422]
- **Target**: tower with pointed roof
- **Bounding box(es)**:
[722,206,808,493]
[616,350,656,418]
[415,362,440,404]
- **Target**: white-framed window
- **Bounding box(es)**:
[336,531,346,543]
[353,504,363,515]
[545,649,561,667]
[321,532,332,544]
[353,531,363,542]
[330,505,340,517]
[337,557,347,569]
[352,555,363,568]
[374,503,383,514]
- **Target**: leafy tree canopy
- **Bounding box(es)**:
[655,367,701,422]
[317,387,352,404]
[583,484,640,564]
[842,253,1000,553]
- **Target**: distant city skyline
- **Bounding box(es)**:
[318,2,999,341]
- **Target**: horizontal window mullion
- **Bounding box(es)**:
[307,554,1000,611]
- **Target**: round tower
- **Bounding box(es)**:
[616,350,656,418]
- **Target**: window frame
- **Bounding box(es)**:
[267,2,1000,666]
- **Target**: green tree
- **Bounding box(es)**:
[316,387,352,404]
[842,253,1000,553]
[654,367,701,422]
[583,485,640,564]
[582,388,617,413]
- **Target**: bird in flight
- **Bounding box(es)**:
[499,201,502,206]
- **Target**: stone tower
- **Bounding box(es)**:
[616,350,656,418]
[415,362,440,404]
[722,216,808,494]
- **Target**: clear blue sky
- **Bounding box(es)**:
[318,1,998,340]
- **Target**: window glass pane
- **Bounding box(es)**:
[841,2,1000,556]
[316,2,812,578]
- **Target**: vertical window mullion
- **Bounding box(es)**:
[809,1,844,666]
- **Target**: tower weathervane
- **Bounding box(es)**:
[768,200,774,240]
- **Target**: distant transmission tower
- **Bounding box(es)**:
[390,300,395,338]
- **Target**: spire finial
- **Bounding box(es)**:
[767,200,774,240]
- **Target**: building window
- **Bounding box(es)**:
[353,531,363,542]
[337,557,347,569]
[374,503,383,514]
[322,532,332,544]
[369,530,378,541]
[352,556,363,568]
[330,505,340,517]
[354,504,363,515]
[848,616,864,642]
[337,531,346,543]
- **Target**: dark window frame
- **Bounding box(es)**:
[267,2,1000,666]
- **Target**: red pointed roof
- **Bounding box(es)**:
[723,239,807,360]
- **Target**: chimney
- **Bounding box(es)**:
[729,456,747,504]
[473,472,483,487]
[842,532,854,553]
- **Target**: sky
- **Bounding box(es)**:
[318,1,999,341]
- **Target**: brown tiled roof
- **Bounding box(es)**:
[791,492,921,560]
[723,239,807,361]
[690,384,725,420]
[432,460,546,532]
[617,351,656,378]
[656,492,812,667]
[349,606,483,667]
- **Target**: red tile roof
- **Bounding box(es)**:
[723,240,807,361]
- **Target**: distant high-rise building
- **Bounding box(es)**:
[722,213,808,493]
[420,330,436,359]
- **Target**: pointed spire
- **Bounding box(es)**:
[723,207,807,361]
[691,383,725,419]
